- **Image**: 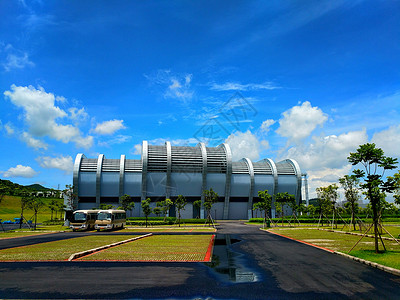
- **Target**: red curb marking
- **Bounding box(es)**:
[204,234,215,262]
[267,230,335,253]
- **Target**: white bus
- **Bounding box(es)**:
[95,210,126,231]
[70,210,98,231]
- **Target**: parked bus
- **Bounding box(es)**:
[70,210,98,231]
[95,210,126,231]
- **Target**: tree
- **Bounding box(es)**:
[348,143,398,253]
[307,204,316,218]
[253,190,272,227]
[27,195,45,230]
[339,175,361,230]
[275,192,295,226]
[203,188,218,226]
[20,192,32,229]
[100,204,114,210]
[153,205,162,217]
[48,199,58,221]
[387,171,400,206]
[175,195,187,227]
[316,184,339,228]
[193,200,202,218]
[141,198,152,228]
[119,194,135,216]
[160,198,173,222]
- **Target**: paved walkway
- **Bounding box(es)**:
[0,221,399,299]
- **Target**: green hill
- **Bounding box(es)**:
[25,184,50,191]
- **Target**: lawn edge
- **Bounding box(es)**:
[263,228,400,277]
[68,233,152,261]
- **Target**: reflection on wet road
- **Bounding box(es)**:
[205,234,260,283]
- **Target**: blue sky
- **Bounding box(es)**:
[0,1,399,199]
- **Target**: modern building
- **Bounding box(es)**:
[73,141,303,220]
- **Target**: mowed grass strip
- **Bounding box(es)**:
[268,228,400,270]
[0,235,138,261]
[123,227,216,233]
[79,235,213,262]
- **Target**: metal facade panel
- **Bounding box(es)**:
[230,174,250,197]
[206,173,226,196]
[277,175,298,197]
[170,173,202,197]
[78,172,96,196]
[146,172,167,196]
[100,172,119,197]
[124,173,142,196]
[253,175,275,197]
[229,202,248,219]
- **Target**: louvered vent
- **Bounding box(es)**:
[171,146,202,173]
[206,147,227,173]
[147,145,167,172]
[80,159,97,172]
[125,160,142,172]
[253,161,272,175]
[102,159,120,172]
[276,161,295,175]
[232,161,248,174]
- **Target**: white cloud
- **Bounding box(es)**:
[284,129,368,171]
[225,130,261,161]
[2,165,38,178]
[36,155,73,173]
[4,123,15,135]
[132,144,142,155]
[210,81,280,91]
[165,74,193,101]
[68,107,88,124]
[260,119,276,133]
[145,70,193,102]
[21,132,48,150]
[98,135,131,147]
[371,125,400,158]
[3,85,93,149]
[93,119,125,135]
[276,101,328,143]
[1,44,34,72]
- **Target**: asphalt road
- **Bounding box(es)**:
[0,221,399,299]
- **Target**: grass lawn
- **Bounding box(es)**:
[123,227,216,233]
[0,195,64,223]
[79,235,214,262]
[0,235,138,261]
[267,228,400,270]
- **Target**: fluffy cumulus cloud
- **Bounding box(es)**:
[2,165,38,178]
[132,144,142,155]
[260,119,276,133]
[372,125,400,158]
[36,155,73,173]
[3,85,93,149]
[276,101,328,143]
[225,130,264,161]
[21,132,48,150]
[282,129,368,198]
[284,129,368,171]
[93,119,125,135]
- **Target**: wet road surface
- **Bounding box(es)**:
[0,221,400,299]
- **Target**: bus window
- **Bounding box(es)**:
[74,212,86,221]
[98,212,111,221]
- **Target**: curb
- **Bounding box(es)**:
[67,233,152,261]
[263,228,400,277]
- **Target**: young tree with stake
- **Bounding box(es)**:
[348,143,398,253]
